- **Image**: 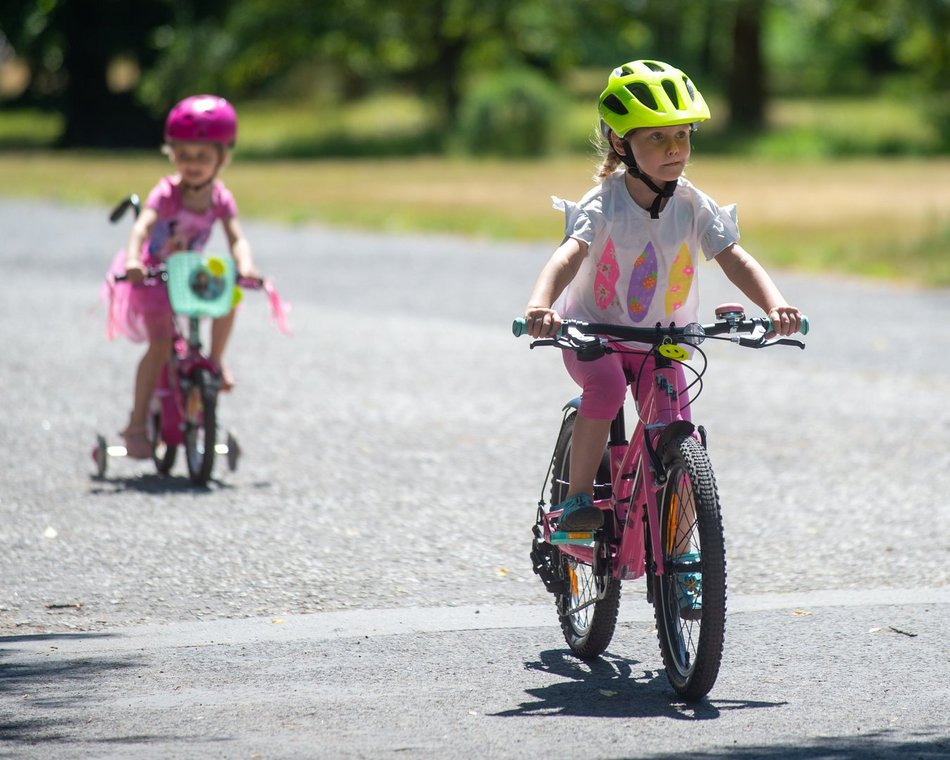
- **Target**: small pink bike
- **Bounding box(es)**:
[514,306,808,700]
[93,195,289,485]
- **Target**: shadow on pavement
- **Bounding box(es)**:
[493,648,786,720]
[0,632,115,644]
[0,634,142,745]
[494,649,948,758]
[643,730,949,759]
[88,472,238,494]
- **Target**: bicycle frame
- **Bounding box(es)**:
[542,352,692,583]
[519,309,806,700]
[152,315,220,448]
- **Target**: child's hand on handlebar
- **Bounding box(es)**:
[767,305,804,337]
[524,306,563,338]
[123,259,146,285]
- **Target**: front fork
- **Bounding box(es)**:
[642,422,708,603]
[638,356,709,600]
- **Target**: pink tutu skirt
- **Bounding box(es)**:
[102,249,176,342]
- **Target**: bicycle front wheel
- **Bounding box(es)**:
[184,369,217,485]
[550,411,620,659]
[149,408,177,475]
[652,434,726,701]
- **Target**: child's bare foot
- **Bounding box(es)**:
[120,425,151,459]
[220,365,235,392]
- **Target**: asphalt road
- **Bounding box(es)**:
[1,197,948,758]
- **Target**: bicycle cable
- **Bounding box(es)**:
[602,341,708,425]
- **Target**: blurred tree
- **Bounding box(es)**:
[349,0,507,129]
[727,0,767,130]
[0,0,231,147]
[899,0,949,147]
[216,0,583,130]
[766,0,948,95]
[765,0,948,146]
[1,0,946,149]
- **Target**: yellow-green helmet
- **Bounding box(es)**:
[599,60,710,137]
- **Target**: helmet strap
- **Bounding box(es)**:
[617,138,677,219]
[181,178,214,193]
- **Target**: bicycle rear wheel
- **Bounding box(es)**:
[652,434,726,701]
[550,411,619,659]
[184,369,217,485]
[556,543,621,658]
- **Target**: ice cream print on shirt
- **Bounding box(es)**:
[592,239,696,322]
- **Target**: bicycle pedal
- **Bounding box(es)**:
[550,530,595,545]
[530,540,566,595]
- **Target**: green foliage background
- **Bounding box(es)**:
[0,0,948,286]
[1,0,947,155]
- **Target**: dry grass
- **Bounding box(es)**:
[2,151,948,284]
[685,157,950,283]
[688,157,949,231]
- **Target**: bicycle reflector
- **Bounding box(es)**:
[166,252,236,318]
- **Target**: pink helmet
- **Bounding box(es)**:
[164,95,237,146]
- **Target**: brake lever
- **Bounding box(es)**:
[529,332,609,360]
[738,336,806,350]
[769,338,806,350]
[529,338,567,350]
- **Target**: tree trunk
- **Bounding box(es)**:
[57,1,159,147]
[727,0,767,131]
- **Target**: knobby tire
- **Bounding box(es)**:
[550,411,620,659]
[652,434,726,701]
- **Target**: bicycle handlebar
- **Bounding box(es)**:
[512,310,809,349]
[107,195,292,336]
[114,266,265,290]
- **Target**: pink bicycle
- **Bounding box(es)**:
[514,306,808,700]
[93,195,288,485]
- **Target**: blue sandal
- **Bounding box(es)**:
[555,493,604,531]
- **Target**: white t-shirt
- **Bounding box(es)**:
[552,171,739,329]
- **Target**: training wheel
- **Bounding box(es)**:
[92,434,108,477]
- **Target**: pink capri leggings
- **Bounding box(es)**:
[563,347,692,422]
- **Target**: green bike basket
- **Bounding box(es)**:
[165,251,236,318]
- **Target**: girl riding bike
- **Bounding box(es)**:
[103,94,259,459]
[523,59,804,531]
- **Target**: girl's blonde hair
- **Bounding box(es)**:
[593,123,624,183]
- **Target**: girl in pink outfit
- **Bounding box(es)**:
[105,95,258,458]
